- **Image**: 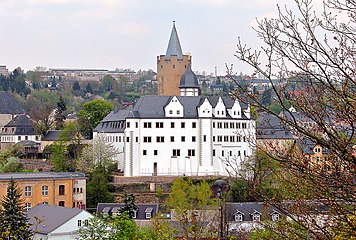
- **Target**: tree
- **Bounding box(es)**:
[76,134,119,174]
[120,194,138,219]
[166,177,218,239]
[30,103,55,136]
[231,0,355,238]
[0,179,32,239]
[86,166,114,208]
[55,95,67,129]
[77,99,113,139]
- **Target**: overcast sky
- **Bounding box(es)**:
[1,0,293,75]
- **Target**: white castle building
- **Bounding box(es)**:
[94,64,256,177]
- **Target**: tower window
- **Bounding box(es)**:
[173,65,175,68]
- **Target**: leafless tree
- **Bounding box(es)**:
[229,0,355,238]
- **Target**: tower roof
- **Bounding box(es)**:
[179,64,199,89]
[165,21,183,60]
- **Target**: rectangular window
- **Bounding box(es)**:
[25,202,31,212]
[242,123,247,129]
[230,122,235,128]
[238,151,241,156]
[78,220,82,227]
[126,122,130,128]
[42,185,49,196]
[144,122,152,128]
[181,136,185,142]
[170,136,175,142]
[169,110,173,114]
[213,122,216,128]
[126,137,130,142]
[222,151,224,157]
[156,136,164,143]
[25,186,32,197]
[236,136,241,142]
[224,122,228,128]
[244,150,247,156]
[143,150,147,155]
[213,149,216,156]
[230,136,235,142]
[171,122,175,128]
[156,122,163,128]
[203,135,206,142]
[218,136,222,142]
[213,136,216,142]
[143,136,152,143]
[192,122,196,128]
[236,123,241,129]
[136,137,138,142]
[181,122,185,128]
[188,149,195,157]
[192,136,196,142]
[229,151,232,156]
[135,122,138,128]
[177,110,180,114]
[217,122,222,128]
[224,136,229,142]
[172,149,180,157]
[154,150,158,155]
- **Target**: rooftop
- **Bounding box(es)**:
[0,172,86,181]
[165,21,184,60]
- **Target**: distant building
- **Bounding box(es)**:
[27,204,93,240]
[0,91,25,131]
[0,114,41,150]
[0,172,86,210]
[157,21,191,96]
[0,65,9,77]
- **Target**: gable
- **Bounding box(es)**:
[198,98,212,118]
[164,96,184,118]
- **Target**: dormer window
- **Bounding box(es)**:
[145,207,153,219]
[169,110,173,114]
[235,214,243,222]
[272,213,279,222]
[177,110,180,114]
[251,212,261,222]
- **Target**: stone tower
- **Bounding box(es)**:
[157,21,191,96]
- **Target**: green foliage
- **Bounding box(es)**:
[121,194,138,219]
[49,142,75,172]
[86,166,114,208]
[77,99,113,139]
[0,157,23,173]
[0,179,32,239]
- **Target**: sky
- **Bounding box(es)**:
[1,0,291,75]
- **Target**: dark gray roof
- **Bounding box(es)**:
[298,139,330,155]
[0,91,25,115]
[43,130,62,141]
[96,203,159,219]
[94,96,249,132]
[165,21,183,60]
[27,204,87,234]
[16,140,40,146]
[179,65,199,89]
[256,113,294,140]
[5,114,33,127]
[226,202,280,222]
[0,172,85,181]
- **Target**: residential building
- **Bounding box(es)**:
[0,91,25,131]
[0,172,86,210]
[0,65,9,77]
[0,114,41,150]
[157,21,191,96]
[97,203,160,225]
[27,204,93,240]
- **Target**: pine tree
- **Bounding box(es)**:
[0,179,32,239]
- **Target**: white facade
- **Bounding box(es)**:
[94,95,255,177]
[32,210,93,240]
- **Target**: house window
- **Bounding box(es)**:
[173,64,175,68]
[230,122,234,128]
[171,122,175,128]
[135,122,138,128]
[156,136,164,143]
[25,136,28,140]
[177,110,180,114]
[252,214,261,221]
[224,123,228,128]
[192,136,196,142]
[59,201,65,207]
[127,122,130,128]
[203,135,206,142]
[78,220,82,227]
[188,149,195,157]
[25,202,31,211]
[154,150,158,156]
[24,186,32,197]
[18,136,21,141]
[170,136,175,142]
[213,149,216,156]
[236,123,241,129]
[143,150,147,155]
[156,122,164,128]
[272,214,280,222]
[181,136,185,142]
[169,110,173,114]
[217,122,222,128]
[59,185,65,195]
[143,136,152,143]
[126,137,130,142]
[222,151,224,157]
[213,136,216,142]
[145,208,153,219]
[213,122,215,128]
[172,149,180,157]
[136,137,138,142]
[235,214,243,222]
[242,123,247,129]
[192,122,196,128]
[42,185,49,196]
[181,122,185,128]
